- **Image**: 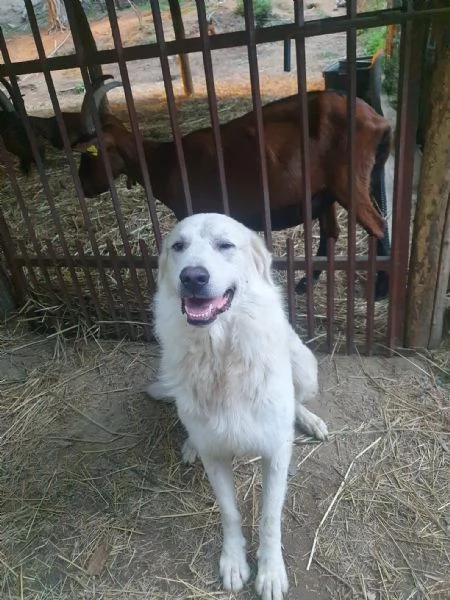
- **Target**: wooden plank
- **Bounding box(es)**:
[405,14,450,348]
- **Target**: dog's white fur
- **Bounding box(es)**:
[148,213,328,600]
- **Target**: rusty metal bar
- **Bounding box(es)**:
[241,0,272,249]
[101,0,162,339]
[195,0,230,216]
[74,240,103,327]
[3,5,90,324]
[0,203,27,304]
[102,0,162,253]
[11,252,390,271]
[20,2,129,335]
[365,235,377,355]
[149,0,193,216]
[15,240,41,296]
[0,137,57,299]
[64,0,151,341]
[106,238,133,330]
[286,238,296,327]
[139,239,157,297]
[326,237,335,353]
[345,0,357,355]
[293,0,315,339]
[2,7,448,78]
[45,238,90,325]
[387,7,425,349]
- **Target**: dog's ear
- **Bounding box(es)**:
[157,239,170,285]
[250,232,273,284]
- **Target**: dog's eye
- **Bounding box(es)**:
[217,241,235,251]
[171,241,185,252]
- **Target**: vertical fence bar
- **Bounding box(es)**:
[45,239,88,326]
[345,0,357,354]
[74,240,103,328]
[20,2,125,338]
[195,0,230,216]
[1,10,90,324]
[326,237,335,352]
[149,0,193,216]
[286,237,296,327]
[106,238,134,334]
[293,0,315,340]
[365,235,377,355]
[241,0,273,250]
[0,137,57,300]
[0,205,27,304]
[139,239,157,299]
[64,0,151,341]
[101,0,163,338]
[102,0,163,252]
[16,241,41,295]
[387,3,425,349]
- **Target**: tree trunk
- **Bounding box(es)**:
[168,0,194,96]
[64,0,110,113]
[405,14,450,348]
[46,0,67,33]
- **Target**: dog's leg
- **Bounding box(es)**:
[288,328,329,441]
[201,453,250,592]
[295,404,328,441]
[146,380,175,403]
[255,443,291,600]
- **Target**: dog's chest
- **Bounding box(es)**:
[172,335,294,456]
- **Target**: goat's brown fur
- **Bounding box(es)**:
[77,90,391,239]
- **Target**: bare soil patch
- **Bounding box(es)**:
[1,324,449,599]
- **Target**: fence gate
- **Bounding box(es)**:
[0,0,448,354]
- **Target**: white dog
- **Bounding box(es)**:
[148,213,328,600]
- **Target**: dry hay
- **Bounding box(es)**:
[0,323,448,599]
[0,76,388,346]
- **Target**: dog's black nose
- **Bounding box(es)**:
[180,266,210,293]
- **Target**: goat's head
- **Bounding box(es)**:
[73,79,131,197]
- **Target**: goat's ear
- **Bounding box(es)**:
[250,232,273,284]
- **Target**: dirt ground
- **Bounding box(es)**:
[0,323,449,600]
[1,0,351,113]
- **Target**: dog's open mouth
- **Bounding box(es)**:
[182,288,235,325]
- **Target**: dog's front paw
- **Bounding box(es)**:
[220,545,250,592]
[181,438,198,464]
[255,552,288,600]
[296,405,329,441]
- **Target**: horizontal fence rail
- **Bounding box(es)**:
[0,0,448,353]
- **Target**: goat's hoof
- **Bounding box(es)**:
[374,272,389,301]
[295,277,308,295]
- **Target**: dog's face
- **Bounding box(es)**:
[158,213,272,326]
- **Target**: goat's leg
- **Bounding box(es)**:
[296,199,340,294]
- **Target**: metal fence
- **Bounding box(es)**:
[0,0,448,354]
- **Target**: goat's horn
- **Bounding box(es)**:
[0,88,15,112]
[0,77,15,99]
[81,80,123,133]
[91,74,114,91]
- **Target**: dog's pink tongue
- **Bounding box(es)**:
[184,296,225,319]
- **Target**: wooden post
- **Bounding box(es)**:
[405,16,450,348]
[168,0,194,96]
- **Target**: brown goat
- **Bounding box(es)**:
[75,87,390,243]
